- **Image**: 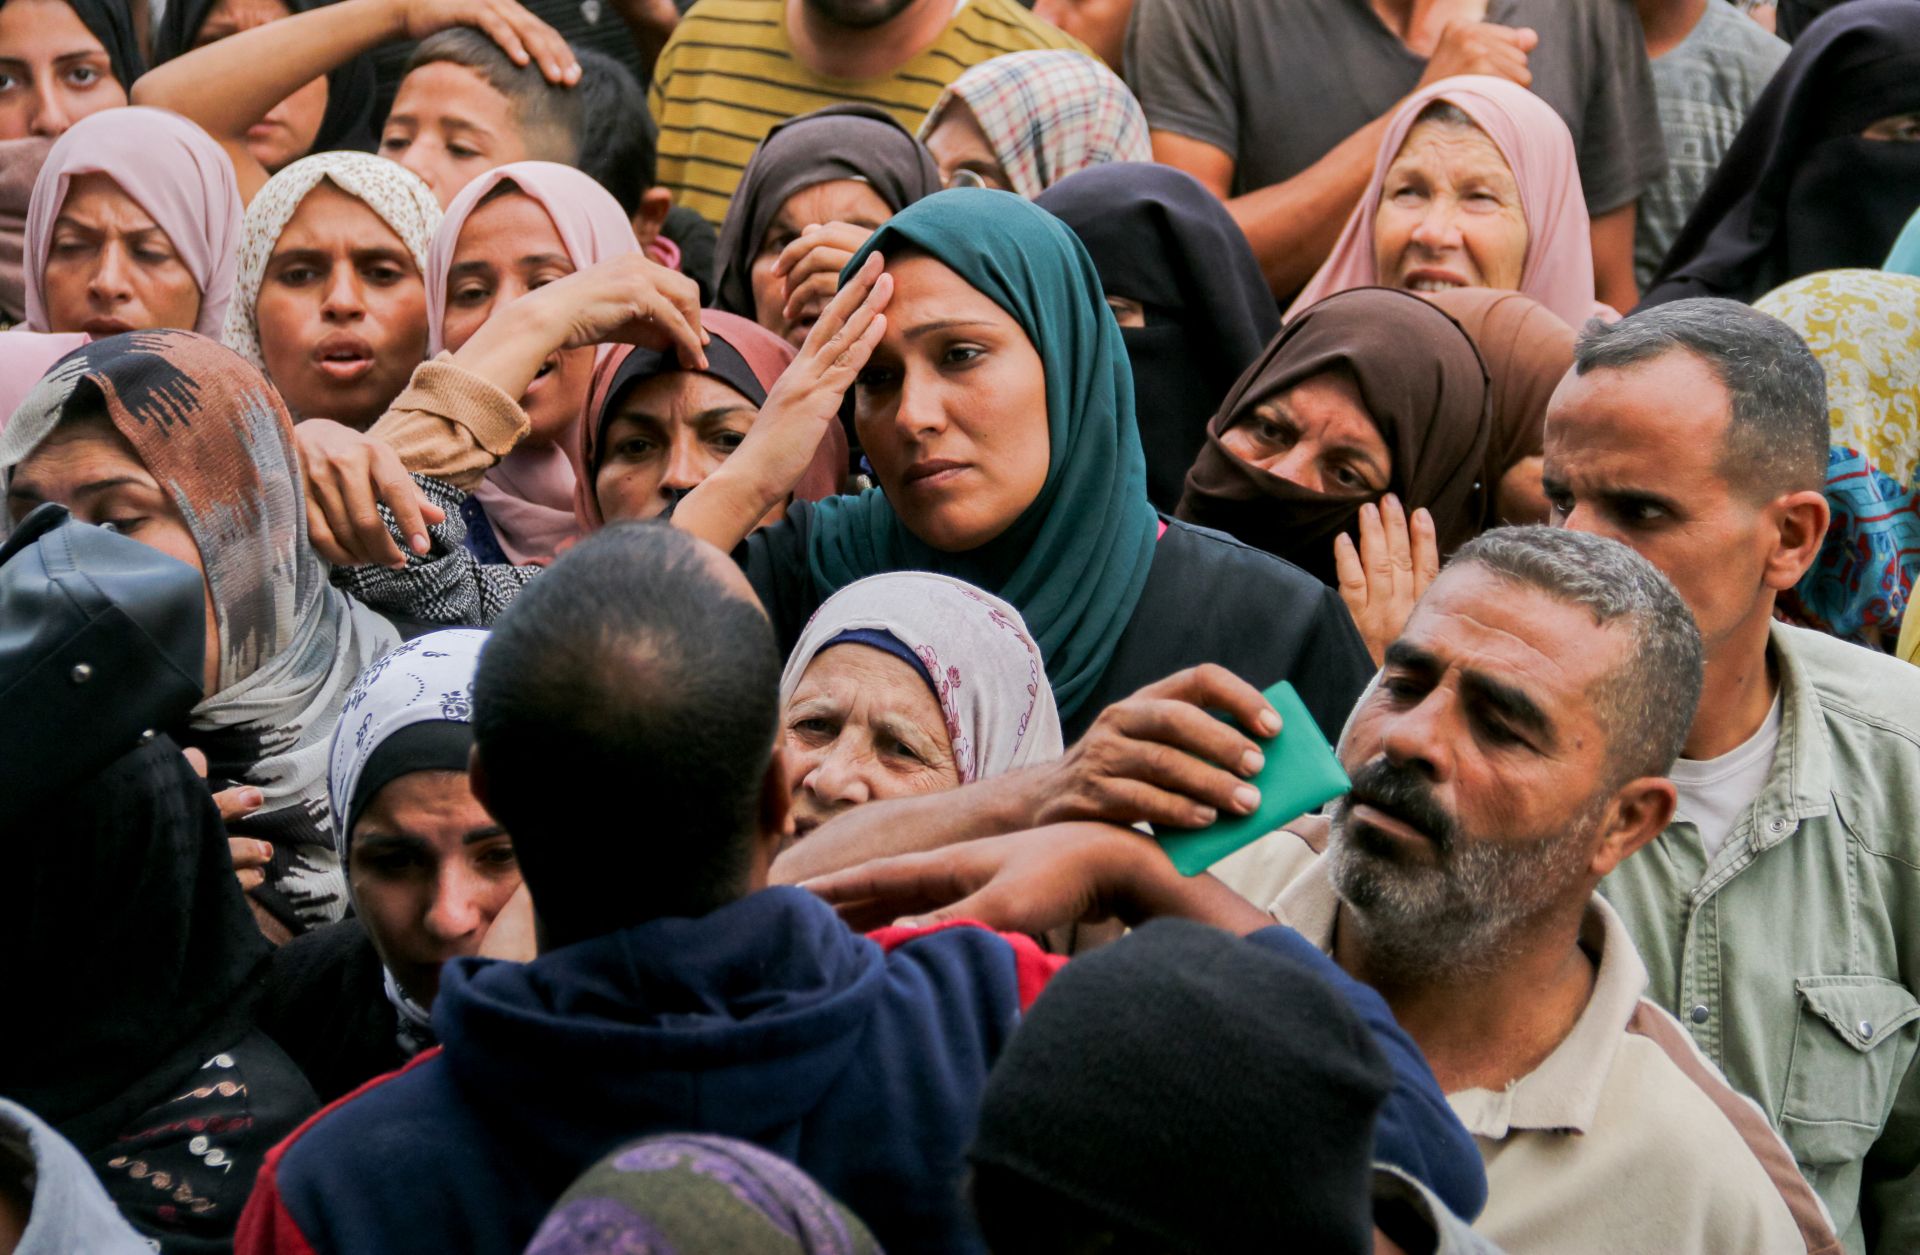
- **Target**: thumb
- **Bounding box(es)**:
[182,746,209,777]
[1506,25,1539,50]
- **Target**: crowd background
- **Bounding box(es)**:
[0,0,1917,1252]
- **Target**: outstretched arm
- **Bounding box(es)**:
[131,0,578,200]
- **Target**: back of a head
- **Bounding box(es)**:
[1573,298,1829,501]
[968,919,1392,1255]
[1450,526,1704,782]
[571,47,656,215]
[405,28,583,165]
[471,523,780,946]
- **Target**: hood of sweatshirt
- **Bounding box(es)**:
[433,887,889,1170]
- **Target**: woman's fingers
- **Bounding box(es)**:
[214,785,264,825]
[305,494,357,567]
[1334,531,1367,603]
[229,835,273,869]
[1411,506,1441,593]
[1381,493,1415,597]
[797,253,885,363]
[643,287,709,370]
[332,463,407,568]
[370,451,437,557]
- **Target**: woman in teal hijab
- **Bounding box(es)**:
[675,189,1371,742]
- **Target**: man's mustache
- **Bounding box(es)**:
[1343,757,1457,851]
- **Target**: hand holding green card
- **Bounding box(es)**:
[1156,680,1351,876]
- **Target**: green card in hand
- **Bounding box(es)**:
[1156,680,1351,877]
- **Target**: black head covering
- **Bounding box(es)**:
[1039,163,1281,513]
[152,0,378,157]
[1780,0,1849,41]
[1641,0,1920,307]
[51,0,144,90]
[711,104,941,319]
[0,733,271,1153]
[968,919,1392,1254]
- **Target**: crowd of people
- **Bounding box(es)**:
[0,0,1916,1250]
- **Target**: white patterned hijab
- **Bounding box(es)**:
[778,573,1064,784]
[327,628,488,866]
[222,152,441,372]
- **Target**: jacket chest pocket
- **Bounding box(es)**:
[1778,976,1920,1168]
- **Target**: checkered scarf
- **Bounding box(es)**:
[923,51,1151,199]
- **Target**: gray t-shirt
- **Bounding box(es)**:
[1124,0,1667,216]
[1634,0,1788,286]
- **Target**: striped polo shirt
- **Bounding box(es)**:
[649,0,1086,225]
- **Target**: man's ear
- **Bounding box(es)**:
[632,187,673,247]
[1590,777,1676,879]
[1762,488,1830,591]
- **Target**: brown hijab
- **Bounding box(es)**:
[1418,288,1573,523]
[1177,287,1492,586]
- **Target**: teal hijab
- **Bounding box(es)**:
[809,188,1158,720]
[1887,206,1920,277]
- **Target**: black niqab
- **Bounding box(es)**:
[1038,163,1280,512]
[0,734,271,1153]
[152,0,378,157]
[1641,0,1920,307]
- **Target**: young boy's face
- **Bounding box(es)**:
[380,62,530,207]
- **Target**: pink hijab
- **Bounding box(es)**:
[1287,76,1602,329]
[0,329,88,430]
[573,309,848,530]
[426,161,640,566]
[24,107,242,338]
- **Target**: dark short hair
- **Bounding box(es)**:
[1412,99,1477,131]
[1572,298,1829,501]
[403,28,582,164]
[1449,526,1703,781]
[471,524,780,945]
[571,47,656,214]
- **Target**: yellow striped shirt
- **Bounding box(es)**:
[650,0,1087,226]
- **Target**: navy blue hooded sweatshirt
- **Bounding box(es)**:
[237,888,1484,1254]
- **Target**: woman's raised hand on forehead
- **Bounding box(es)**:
[672,253,892,555]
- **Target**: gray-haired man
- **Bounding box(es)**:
[1543,297,1920,1253]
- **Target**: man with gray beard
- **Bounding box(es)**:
[809,525,1839,1255]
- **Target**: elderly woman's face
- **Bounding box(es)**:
[784,643,960,837]
[350,769,520,1009]
[442,191,589,448]
[42,172,203,337]
[1219,370,1391,495]
[853,254,1050,552]
[750,178,892,347]
[254,183,428,429]
[0,0,126,140]
[597,370,766,524]
[7,416,220,695]
[1372,118,1529,296]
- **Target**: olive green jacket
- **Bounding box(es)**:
[1604,622,1920,1255]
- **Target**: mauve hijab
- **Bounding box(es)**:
[712,104,941,321]
[573,309,846,530]
[1417,287,1572,527]
[427,161,640,566]
[1288,75,1602,330]
[1039,163,1280,512]
[1178,287,1492,586]
[23,107,242,338]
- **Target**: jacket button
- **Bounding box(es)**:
[1859,1021,1875,1039]
[1690,1004,1710,1024]
[1769,817,1789,834]
[70,662,92,683]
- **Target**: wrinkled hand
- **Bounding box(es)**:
[524,253,709,362]
[1034,663,1280,831]
[1335,495,1438,668]
[802,824,1160,934]
[397,0,579,84]
[295,420,445,569]
[774,221,876,330]
[1419,19,1536,88]
[185,747,273,892]
[478,882,537,961]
